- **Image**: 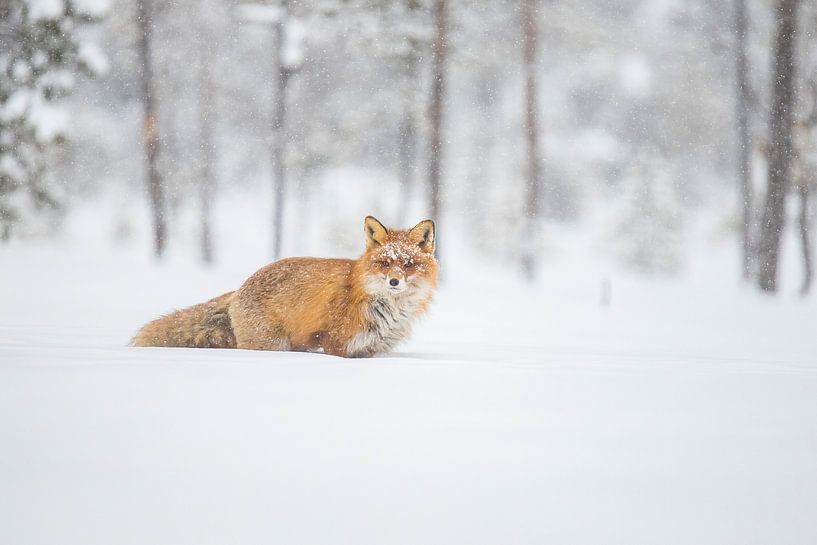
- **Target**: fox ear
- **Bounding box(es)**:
[364,216,389,248]
[409,219,435,253]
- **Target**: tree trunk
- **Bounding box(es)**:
[428,0,447,255]
[198,54,215,265]
[467,70,497,234]
[521,0,541,281]
[398,110,417,224]
[398,2,422,225]
[798,181,812,295]
[136,0,166,258]
[271,1,289,261]
[734,0,753,279]
[757,0,800,292]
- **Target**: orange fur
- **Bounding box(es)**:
[132,217,438,357]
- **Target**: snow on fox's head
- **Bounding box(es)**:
[360,216,438,297]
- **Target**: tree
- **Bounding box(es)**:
[197,45,215,265]
[757,0,801,292]
[270,0,290,261]
[793,86,817,296]
[136,0,166,257]
[0,0,106,240]
[391,0,426,223]
[236,1,303,260]
[734,0,753,279]
[428,0,447,255]
[521,0,542,281]
[792,4,817,296]
[610,151,684,276]
[343,0,431,222]
[796,173,812,295]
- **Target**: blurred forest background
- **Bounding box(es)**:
[2,0,817,295]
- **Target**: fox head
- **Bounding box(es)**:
[360,216,438,297]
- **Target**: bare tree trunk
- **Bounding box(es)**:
[398,3,422,225]
[467,69,496,233]
[136,0,166,257]
[271,0,289,261]
[198,57,215,265]
[734,0,753,279]
[521,0,541,281]
[798,181,812,295]
[428,0,447,254]
[398,110,417,224]
[397,52,418,226]
[757,0,800,292]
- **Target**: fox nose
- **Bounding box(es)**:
[389,278,400,287]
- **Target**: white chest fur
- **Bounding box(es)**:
[344,287,430,357]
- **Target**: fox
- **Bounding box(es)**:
[132,216,438,358]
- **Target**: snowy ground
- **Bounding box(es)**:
[1,200,816,545]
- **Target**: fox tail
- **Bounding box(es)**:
[132,291,236,348]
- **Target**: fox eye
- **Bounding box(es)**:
[404,260,414,268]
[378,260,390,268]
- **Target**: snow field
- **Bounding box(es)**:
[1,199,816,545]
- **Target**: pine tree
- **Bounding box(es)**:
[0,0,106,240]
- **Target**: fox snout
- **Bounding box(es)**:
[386,273,406,292]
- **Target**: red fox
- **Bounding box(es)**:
[132,216,437,357]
